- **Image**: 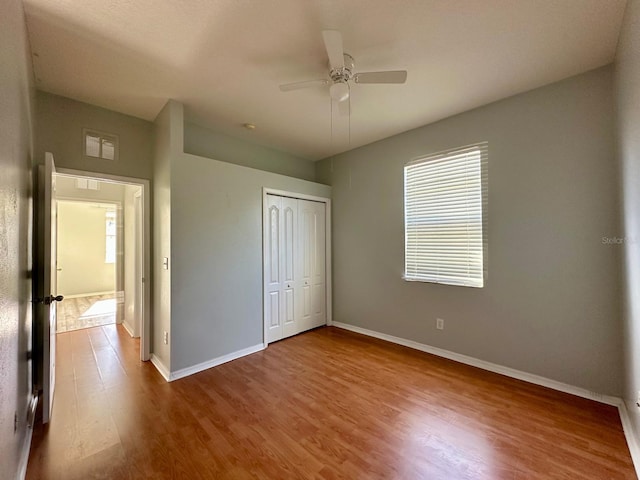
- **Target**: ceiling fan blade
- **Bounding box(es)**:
[279,79,329,92]
[354,70,407,84]
[337,98,350,116]
[322,30,344,70]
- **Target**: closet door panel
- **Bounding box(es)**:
[282,197,298,338]
[265,195,283,343]
[282,200,296,284]
[297,200,316,332]
[268,292,280,328]
[311,202,326,327]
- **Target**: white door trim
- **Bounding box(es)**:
[56,168,151,362]
[133,189,143,340]
[262,188,332,347]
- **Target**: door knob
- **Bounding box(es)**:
[45,295,64,304]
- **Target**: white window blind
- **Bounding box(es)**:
[404,143,487,288]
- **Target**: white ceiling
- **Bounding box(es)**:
[24,0,627,161]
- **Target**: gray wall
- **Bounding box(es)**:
[152,101,179,369]
[317,66,622,396]
[0,0,36,478]
[616,0,640,441]
[56,201,117,296]
[184,122,316,182]
[35,91,153,179]
[171,153,331,371]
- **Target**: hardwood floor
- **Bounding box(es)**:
[27,325,635,479]
[56,294,117,333]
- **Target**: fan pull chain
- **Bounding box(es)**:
[348,84,352,188]
[330,95,334,172]
[348,84,351,150]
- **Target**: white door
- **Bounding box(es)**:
[311,201,326,328]
[281,197,298,338]
[297,200,326,330]
[134,191,143,341]
[265,195,283,342]
[40,152,61,424]
[297,200,315,333]
[264,194,327,344]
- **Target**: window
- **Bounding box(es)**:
[404,143,487,288]
[105,210,117,264]
[83,129,118,161]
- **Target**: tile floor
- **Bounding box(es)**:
[56,293,117,333]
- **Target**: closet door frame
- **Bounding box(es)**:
[262,188,332,347]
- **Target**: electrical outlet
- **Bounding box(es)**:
[163,331,169,345]
[436,318,444,330]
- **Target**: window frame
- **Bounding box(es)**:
[403,142,488,288]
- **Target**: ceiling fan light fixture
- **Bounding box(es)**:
[329,82,350,102]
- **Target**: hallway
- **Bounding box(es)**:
[27,325,150,479]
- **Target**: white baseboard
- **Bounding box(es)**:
[619,401,640,478]
[150,354,170,381]
[122,321,134,337]
[63,290,116,299]
[333,322,619,405]
[332,321,640,478]
[150,344,266,383]
[169,343,265,381]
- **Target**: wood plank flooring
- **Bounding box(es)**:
[27,325,635,479]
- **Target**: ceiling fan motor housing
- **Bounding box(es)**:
[329,53,355,83]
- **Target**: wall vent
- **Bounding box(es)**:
[83,128,119,161]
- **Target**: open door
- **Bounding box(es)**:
[134,190,144,354]
[38,152,62,423]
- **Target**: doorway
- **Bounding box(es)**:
[52,169,150,362]
[35,154,151,425]
[55,198,119,333]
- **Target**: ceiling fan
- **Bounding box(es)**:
[279,30,407,112]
